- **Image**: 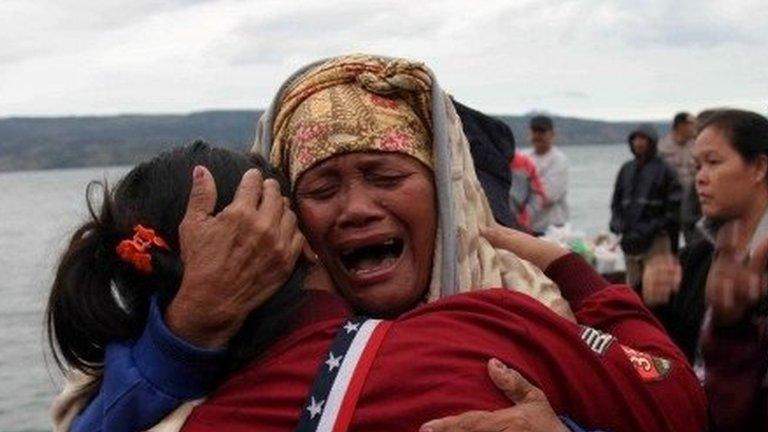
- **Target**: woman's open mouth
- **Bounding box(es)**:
[339,237,405,279]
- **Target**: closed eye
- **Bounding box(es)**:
[296,182,339,200]
[366,173,410,188]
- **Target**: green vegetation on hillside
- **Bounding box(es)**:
[0,110,667,172]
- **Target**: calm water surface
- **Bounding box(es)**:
[0,143,628,431]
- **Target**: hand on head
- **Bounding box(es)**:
[706,220,768,326]
[481,223,569,271]
[165,165,305,348]
[642,253,682,307]
[419,358,568,432]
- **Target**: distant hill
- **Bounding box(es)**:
[0,110,667,172]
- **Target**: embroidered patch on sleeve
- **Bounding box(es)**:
[620,344,672,382]
[580,326,615,356]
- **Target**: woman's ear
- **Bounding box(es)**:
[754,154,768,184]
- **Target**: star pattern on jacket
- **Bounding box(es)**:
[307,396,325,420]
[325,351,343,372]
[343,321,360,334]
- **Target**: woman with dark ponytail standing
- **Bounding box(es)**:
[47,141,306,431]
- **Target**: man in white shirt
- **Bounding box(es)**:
[525,115,569,233]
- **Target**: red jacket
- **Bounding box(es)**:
[183,255,706,432]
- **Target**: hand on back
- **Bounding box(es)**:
[420,359,569,432]
[166,166,305,348]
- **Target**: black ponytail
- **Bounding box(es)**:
[46,182,142,375]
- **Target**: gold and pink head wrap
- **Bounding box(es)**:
[269,55,434,184]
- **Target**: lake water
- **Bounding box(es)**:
[0,143,630,431]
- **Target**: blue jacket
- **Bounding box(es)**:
[70,297,226,432]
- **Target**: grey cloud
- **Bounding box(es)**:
[53,0,225,31]
[604,1,764,48]
[0,0,226,66]
[558,91,590,100]
[489,0,764,50]
[523,91,590,102]
[218,3,446,66]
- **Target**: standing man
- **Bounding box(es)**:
[525,115,569,233]
[610,124,682,290]
[658,112,699,245]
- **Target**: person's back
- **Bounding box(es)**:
[183,258,705,432]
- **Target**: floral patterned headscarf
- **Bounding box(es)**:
[268,55,434,184]
[280,83,432,184]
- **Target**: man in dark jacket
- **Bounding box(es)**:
[610,124,682,290]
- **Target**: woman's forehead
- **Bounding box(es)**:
[305,152,427,174]
[694,127,733,156]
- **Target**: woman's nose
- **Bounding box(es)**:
[695,168,708,186]
[336,183,385,229]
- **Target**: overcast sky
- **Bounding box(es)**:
[1,0,766,120]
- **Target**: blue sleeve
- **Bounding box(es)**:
[70,297,227,432]
[560,416,607,432]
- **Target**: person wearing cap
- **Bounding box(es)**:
[659,112,700,245]
[525,115,570,234]
[610,124,682,291]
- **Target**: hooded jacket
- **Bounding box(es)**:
[452,100,517,228]
[610,124,682,254]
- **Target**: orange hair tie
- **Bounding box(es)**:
[115,225,169,274]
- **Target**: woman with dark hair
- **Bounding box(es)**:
[645,109,768,431]
[47,141,307,430]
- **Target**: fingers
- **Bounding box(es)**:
[480,224,530,251]
[184,166,217,224]
[278,204,298,237]
[232,169,264,209]
[481,224,568,270]
[290,231,307,261]
[487,358,545,404]
[258,178,285,221]
[278,209,304,267]
[419,410,496,432]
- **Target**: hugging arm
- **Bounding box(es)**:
[423,225,707,432]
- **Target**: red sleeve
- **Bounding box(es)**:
[546,254,708,432]
[546,254,683,359]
